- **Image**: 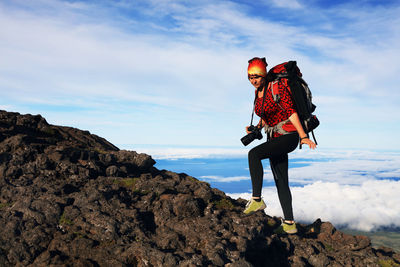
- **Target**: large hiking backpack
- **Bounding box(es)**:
[267,61,319,148]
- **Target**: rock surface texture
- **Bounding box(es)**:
[0,110,399,267]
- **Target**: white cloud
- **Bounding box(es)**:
[123,145,247,159]
[288,158,400,185]
[200,175,250,183]
[229,180,400,231]
[174,147,400,186]
[1,0,400,148]
[0,4,250,112]
[0,105,14,111]
[269,0,303,9]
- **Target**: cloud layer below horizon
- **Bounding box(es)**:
[229,180,400,232]
[149,146,400,232]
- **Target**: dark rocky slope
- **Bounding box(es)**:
[0,110,399,267]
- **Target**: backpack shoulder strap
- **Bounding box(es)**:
[267,61,295,103]
[269,81,280,102]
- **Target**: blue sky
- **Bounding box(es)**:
[1,0,400,150]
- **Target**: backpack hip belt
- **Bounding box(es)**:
[264,119,294,140]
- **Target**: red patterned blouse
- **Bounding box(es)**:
[254,78,297,137]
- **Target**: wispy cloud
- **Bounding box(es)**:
[268,0,303,9]
[288,153,400,185]
[1,0,400,148]
[126,145,247,159]
[200,175,250,183]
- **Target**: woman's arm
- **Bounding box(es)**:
[289,112,316,149]
[257,118,265,128]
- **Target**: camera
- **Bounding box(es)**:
[241,125,263,146]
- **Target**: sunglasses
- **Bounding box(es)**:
[248,75,263,79]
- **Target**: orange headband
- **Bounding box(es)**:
[247,57,267,77]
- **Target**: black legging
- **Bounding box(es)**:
[248,133,299,220]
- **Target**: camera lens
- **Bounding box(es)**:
[241,132,256,146]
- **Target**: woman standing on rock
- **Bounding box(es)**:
[243,57,316,234]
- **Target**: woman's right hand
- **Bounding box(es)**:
[246,125,259,134]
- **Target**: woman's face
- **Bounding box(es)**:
[248,75,265,90]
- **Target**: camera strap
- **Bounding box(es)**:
[250,84,267,127]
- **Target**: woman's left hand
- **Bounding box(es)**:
[301,138,317,149]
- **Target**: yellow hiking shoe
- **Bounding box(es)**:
[273,220,298,234]
[243,198,266,215]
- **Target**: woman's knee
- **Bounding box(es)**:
[248,147,260,161]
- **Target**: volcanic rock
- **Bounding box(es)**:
[0,110,399,266]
